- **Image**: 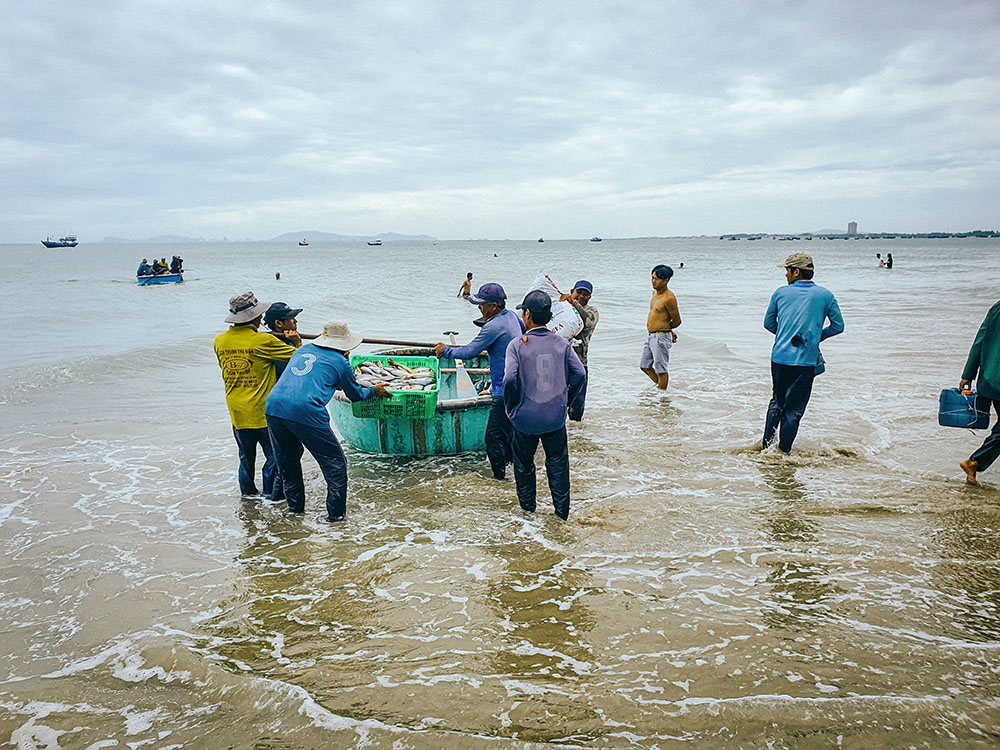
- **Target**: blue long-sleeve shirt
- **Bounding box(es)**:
[764,280,844,367]
[442,308,523,397]
[265,344,374,428]
[503,327,587,435]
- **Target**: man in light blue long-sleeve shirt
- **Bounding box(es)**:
[435,282,524,479]
[763,253,844,453]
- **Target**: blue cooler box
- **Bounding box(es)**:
[938,388,990,429]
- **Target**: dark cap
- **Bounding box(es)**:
[264,301,302,327]
[572,280,593,294]
[516,290,552,315]
[467,282,506,305]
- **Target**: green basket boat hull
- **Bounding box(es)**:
[328,354,492,455]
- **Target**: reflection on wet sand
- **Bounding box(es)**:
[484,532,601,742]
[930,505,1000,642]
[756,463,838,633]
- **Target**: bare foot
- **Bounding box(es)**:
[960,459,979,486]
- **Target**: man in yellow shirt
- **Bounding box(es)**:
[215,291,298,497]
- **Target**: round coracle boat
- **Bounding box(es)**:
[329,349,491,455]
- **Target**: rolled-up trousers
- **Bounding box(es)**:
[511,426,571,520]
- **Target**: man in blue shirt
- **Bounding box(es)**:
[136,259,151,276]
[503,291,587,519]
[763,253,844,453]
[434,282,523,480]
[265,320,389,521]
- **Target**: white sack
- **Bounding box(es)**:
[527,273,583,340]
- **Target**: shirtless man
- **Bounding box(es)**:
[640,265,681,390]
[458,273,473,297]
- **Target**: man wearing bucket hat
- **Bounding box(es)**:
[215,291,298,498]
[763,253,844,454]
[503,290,587,520]
[265,321,390,521]
[433,282,524,480]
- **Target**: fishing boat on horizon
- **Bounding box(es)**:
[298,238,309,246]
[590,236,602,242]
[367,239,382,246]
[42,235,78,248]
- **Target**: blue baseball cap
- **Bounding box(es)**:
[467,282,506,305]
[572,280,593,294]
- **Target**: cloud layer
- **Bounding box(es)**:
[2,0,998,240]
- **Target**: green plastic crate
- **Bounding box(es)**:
[349,355,439,420]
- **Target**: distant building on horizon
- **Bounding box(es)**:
[847,221,858,235]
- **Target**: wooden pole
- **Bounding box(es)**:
[361,337,441,347]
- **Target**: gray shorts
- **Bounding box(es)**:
[640,332,672,373]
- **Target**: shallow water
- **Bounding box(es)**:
[1,237,999,747]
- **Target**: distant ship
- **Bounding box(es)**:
[538,238,544,243]
[367,239,382,246]
[42,234,78,248]
[298,239,309,246]
[590,236,602,242]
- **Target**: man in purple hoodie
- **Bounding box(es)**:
[435,282,524,479]
[503,290,588,519]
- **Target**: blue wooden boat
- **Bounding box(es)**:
[137,272,183,285]
[329,351,491,455]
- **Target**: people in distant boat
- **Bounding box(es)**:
[152,257,169,274]
[885,253,893,269]
[136,258,151,277]
[169,255,184,274]
[458,272,473,298]
[434,283,523,481]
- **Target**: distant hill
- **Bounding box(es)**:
[267,231,436,243]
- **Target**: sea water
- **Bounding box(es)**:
[1,237,998,747]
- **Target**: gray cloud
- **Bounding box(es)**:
[2,0,998,240]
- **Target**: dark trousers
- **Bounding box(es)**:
[511,426,571,519]
[486,396,514,479]
[971,399,1000,471]
[233,426,278,497]
[763,362,816,454]
[268,414,349,518]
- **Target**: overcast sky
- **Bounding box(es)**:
[2,1,998,241]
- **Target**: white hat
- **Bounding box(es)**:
[312,320,364,351]
[225,291,271,324]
